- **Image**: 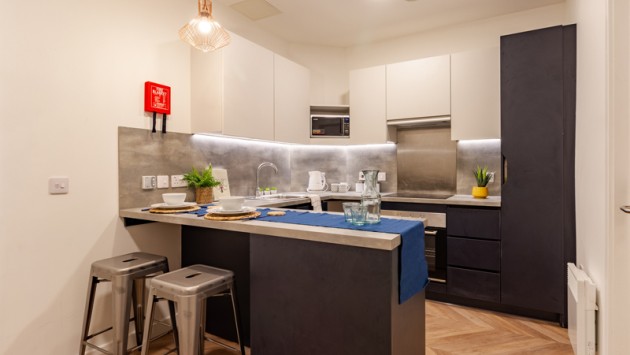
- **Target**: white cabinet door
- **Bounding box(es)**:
[349,65,388,144]
[191,46,224,134]
[274,54,310,144]
[451,47,500,140]
[223,35,274,140]
[386,55,450,120]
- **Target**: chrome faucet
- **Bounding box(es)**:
[256,162,278,197]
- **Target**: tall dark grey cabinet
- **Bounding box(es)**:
[500,25,576,326]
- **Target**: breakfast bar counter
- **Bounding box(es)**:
[120,207,426,355]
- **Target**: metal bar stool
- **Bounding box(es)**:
[79,252,176,355]
[141,264,246,355]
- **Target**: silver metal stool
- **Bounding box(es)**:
[79,252,176,355]
[141,264,246,355]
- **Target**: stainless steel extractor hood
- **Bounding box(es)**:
[387,116,451,128]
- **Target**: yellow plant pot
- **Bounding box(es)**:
[472,186,489,199]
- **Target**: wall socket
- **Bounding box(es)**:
[171,175,187,188]
[142,176,156,189]
[488,172,495,183]
[157,175,169,189]
[49,176,70,194]
[359,172,386,181]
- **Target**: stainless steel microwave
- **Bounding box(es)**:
[310,115,350,137]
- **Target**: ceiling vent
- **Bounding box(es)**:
[230,0,282,21]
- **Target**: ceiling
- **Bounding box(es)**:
[216,0,564,47]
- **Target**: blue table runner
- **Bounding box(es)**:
[255,209,428,304]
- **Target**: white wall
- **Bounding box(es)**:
[564,0,611,353]
[0,1,191,353]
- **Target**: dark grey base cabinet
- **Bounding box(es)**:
[446,206,501,304]
[500,24,576,326]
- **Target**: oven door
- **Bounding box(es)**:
[380,210,447,286]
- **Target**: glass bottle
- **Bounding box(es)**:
[361,169,381,224]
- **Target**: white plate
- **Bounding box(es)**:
[151,202,196,209]
[208,206,256,215]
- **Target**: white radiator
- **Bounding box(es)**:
[567,263,598,355]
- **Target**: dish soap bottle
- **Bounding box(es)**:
[361,170,381,224]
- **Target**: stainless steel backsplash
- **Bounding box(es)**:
[456,139,501,196]
[396,127,457,195]
[118,127,397,209]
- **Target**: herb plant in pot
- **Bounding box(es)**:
[183,164,221,204]
[472,165,491,199]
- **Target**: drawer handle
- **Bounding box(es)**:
[425,230,438,236]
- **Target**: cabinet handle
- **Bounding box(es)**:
[502,155,508,185]
[621,206,630,214]
[424,230,438,236]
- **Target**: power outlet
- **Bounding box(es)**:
[171,175,187,188]
[488,172,495,183]
[157,175,169,189]
[142,176,156,189]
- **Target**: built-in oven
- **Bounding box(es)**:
[380,209,447,287]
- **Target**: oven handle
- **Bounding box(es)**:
[424,230,438,236]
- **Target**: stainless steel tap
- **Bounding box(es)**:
[256,162,278,197]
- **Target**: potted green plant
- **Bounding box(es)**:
[183,164,221,204]
[472,165,492,199]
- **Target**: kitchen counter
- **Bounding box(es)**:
[120,204,426,354]
[252,191,501,207]
[120,206,405,250]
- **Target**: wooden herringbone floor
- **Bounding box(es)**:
[426,301,573,354]
[136,300,573,354]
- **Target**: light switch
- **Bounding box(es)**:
[142,176,156,189]
[157,175,169,188]
[49,176,69,194]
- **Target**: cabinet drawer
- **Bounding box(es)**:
[447,207,500,240]
[447,267,500,302]
[447,237,500,271]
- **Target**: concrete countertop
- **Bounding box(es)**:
[120,205,405,251]
[262,191,502,207]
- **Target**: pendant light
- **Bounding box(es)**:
[179,0,231,52]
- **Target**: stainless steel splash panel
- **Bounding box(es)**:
[396,127,457,195]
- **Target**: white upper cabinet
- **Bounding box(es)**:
[192,33,310,142]
[222,35,274,140]
[386,55,451,120]
[349,65,389,144]
[451,47,500,140]
[274,54,310,144]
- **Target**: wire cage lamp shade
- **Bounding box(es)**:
[179,0,231,52]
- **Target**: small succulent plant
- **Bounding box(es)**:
[473,165,492,187]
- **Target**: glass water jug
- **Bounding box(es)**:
[361,169,381,224]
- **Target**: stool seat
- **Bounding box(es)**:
[150,264,233,296]
[91,252,168,278]
[141,264,245,355]
[79,252,173,355]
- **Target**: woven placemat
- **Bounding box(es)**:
[149,206,200,214]
[204,211,261,221]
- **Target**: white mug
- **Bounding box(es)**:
[338,182,349,193]
[355,182,364,193]
[331,183,339,192]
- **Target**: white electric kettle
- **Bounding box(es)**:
[307,171,328,192]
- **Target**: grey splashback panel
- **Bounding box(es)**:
[456,139,501,196]
[396,127,457,195]
[119,127,397,209]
